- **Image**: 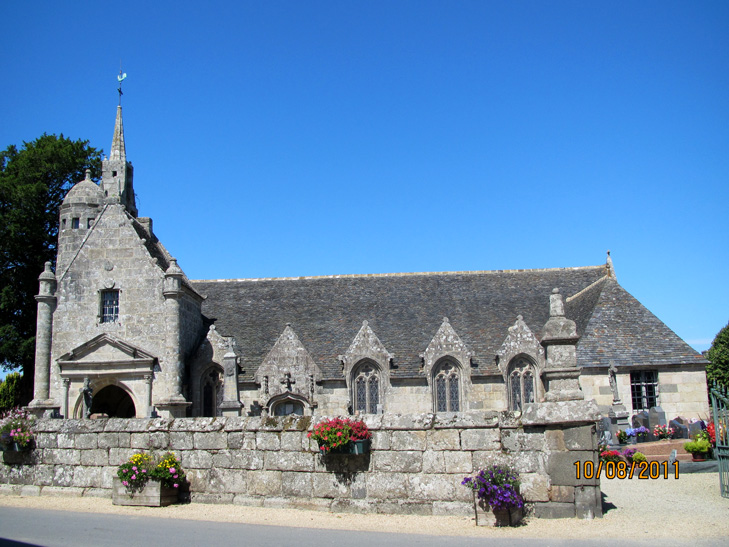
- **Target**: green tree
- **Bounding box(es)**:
[0,134,102,402]
[707,322,729,388]
[0,372,22,411]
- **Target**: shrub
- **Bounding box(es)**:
[631,452,646,463]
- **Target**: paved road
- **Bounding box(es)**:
[0,507,727,547]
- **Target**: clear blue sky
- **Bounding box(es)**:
[2,1,727,355]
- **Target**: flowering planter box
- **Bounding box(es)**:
[112,477,178,507]
[474,494,523,527]
[320,439,371,455]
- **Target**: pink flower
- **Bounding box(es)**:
[123,469,128,474]
[173,483,179,488]
[142,469,146,473]
[169,468,176,474]
[131,474,136,480]
[132,466,137,471]
[173,474,178,479]
[122,481,129,486]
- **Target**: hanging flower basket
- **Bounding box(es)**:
[309,417,372,455]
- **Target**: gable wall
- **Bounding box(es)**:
[50,204,175,414]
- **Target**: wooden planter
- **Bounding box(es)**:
[112,477,179,507]
[474,493,523,527]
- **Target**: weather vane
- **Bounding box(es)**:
[117,64,127,105]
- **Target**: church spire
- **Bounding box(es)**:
[101,93,137,217]
[110,105,127,162]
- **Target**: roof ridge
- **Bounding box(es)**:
[565,275,609,303]
[192,264,607,283]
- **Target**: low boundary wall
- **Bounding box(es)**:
[1,405,602,519]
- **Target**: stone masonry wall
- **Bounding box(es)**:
[0,411,601,519]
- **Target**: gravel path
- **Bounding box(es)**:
[1,473,728,542]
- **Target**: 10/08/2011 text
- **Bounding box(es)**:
[575,460,679,480]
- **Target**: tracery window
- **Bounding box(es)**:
[353,362,380,414]
[508,357,536,412]
[434,360,460,412]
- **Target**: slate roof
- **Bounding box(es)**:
[576,278,707,369]
[191,264,705,382]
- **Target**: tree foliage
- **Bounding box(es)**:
[0,372,22,411]
[707,322,729,388]
[0,134,102,399]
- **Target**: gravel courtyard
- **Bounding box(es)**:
[1,472,728,542]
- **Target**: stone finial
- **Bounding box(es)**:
[39,261,55,281]
[84,169,92,181]
[165,258,183,276]
[550,288,565,317]
[606,250,616,279]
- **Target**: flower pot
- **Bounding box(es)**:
[691,454,708,462]
[474,494,523,527]
[112,477,179,507]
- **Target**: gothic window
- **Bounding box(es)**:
[630,370,658,411]
[353,362,380,414]
[202,368,223,417]
[272,400,304,416]
[508,357,536,412]
[433,360,460,412]
[100,289,119,323]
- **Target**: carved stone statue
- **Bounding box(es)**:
[81,378,93,419]
[608,363,620,403]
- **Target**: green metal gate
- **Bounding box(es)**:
[710,381,729,498]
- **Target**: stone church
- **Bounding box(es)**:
[28,106,709,422]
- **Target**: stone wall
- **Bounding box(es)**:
[0,408,601,519]
[579,365,709,419]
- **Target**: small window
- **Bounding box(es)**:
[71,218,80,229]
[62,219,67,229]
[272,401,304,416]
[434,360,460,412]
[100,289,119,323]
[112,170,117,177]
[87,218,94,228]
[631,370,658,411]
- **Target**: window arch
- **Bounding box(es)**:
[433,359,460,412]
[352,361,381,414]
[272,399,305,416]
[508,356,536,412]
